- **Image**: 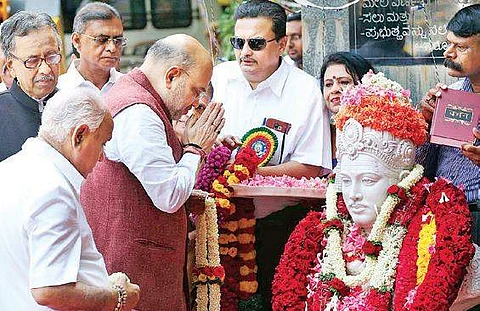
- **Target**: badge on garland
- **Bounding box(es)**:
[240,127,278,167]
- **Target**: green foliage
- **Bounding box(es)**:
[218,2,239,61]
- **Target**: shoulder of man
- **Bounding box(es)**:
[284,64,321,93]
[110,68,124,81]
[211,61,243,93]
[0,90,16,107]
[212,61,241,78]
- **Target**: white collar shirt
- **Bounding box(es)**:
[211,60,331,218]
[0,138,109,310]
[283,55,298,67]
[104,104,201,213]
[57,59,123,95]
[211,59,331,169]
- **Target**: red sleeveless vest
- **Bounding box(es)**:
[81,68,187,311]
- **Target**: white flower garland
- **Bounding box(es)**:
[322,165,424,289]
[369,225,407,290]
[195,196,221,311]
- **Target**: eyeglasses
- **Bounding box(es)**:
[10,53,61,69]
[230,36,277,51]
[79,33,127,47]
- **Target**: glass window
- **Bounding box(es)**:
[151,0,192,29]
[112,0,147,30]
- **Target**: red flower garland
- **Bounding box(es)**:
[362,241,382,258]
[329,277,350,297]
[192,266,226,285]
[387,184,408,204]
[394,178,474,311]
[210,148,261,310]
[272,177,474,311]
[272,210,325,311]
[322,218,344,234]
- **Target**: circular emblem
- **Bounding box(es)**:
[240,127,278,167]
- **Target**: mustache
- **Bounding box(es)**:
[34,75,54,83]
[240,56,256,63]
[444,59,462,71]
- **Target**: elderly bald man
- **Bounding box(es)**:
[81,34,224,310]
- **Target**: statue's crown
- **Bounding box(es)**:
[337,118,415,170]
[335,71,428,153]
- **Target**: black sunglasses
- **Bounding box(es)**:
[230,36,277,51]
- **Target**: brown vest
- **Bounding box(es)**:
[81,68,187,311]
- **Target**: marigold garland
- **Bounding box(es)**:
[209,148,261,310]
[415,212,435,285]
[272,170,474,311]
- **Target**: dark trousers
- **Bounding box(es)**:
[254,203,312,310]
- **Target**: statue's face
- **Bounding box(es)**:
[338,153,401,232]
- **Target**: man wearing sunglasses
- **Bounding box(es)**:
[0,11,61,161]
[57,2,124,95]
[211,0,331,307]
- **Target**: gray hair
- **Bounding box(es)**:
[1,11,61,59]
[39,88,108,146]
[146,38,195,70]
[73,2,122,34]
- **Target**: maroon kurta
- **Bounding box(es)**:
[81,68,187,311]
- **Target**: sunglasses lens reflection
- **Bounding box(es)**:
[230,37,268,51]
[248,38,267,51]
[230,37,244,50]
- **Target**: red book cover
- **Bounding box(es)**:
[430,88,480,148]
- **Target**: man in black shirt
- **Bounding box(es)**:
[0,11,61,161]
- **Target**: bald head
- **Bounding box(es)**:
[140,34,213,120]
[143,34,211,72]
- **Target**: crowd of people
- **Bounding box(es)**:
[0,1,479,310]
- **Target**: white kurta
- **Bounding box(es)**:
[211,59,332,218]
[104,104,201,213]
[0,138,109,310]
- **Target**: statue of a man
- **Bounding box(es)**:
[272,72,479,310]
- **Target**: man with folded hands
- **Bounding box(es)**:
[81,34,225,311]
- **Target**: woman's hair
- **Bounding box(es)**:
[319,51,374,92]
